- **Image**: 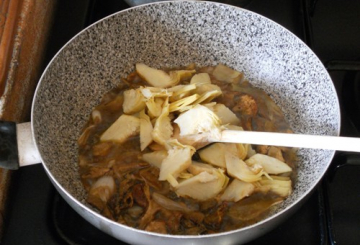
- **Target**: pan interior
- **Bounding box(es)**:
[32,1,339,229]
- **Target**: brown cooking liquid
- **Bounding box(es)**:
[78,65,297,235]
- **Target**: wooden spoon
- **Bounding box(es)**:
[209,130,360,152]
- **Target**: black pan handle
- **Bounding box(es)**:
[0,121,19,170]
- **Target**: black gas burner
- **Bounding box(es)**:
[342,70,360,133]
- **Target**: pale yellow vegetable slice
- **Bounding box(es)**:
[202,102,217,110]
[178,172,194,179]
[212,64,243,83]
[122,89,146,114]
[169,94,200,112]
[225,150,263,182]
[193,90,222,104]
[236,143,249,160]
[246,153,292,174]
[194,84,222,97]
[142,150,168,168]
[212,103,240,125]
[100,114,140,143]
[188,161,217,175]
[222,125,250,160]
[247,145,257,158]
[151,100,173,146]
[174,104,221,136]
[136,63,173,88]
[169,69,196,83]
[137,67,195,89]
[139,110,153,151]
[198,143,227,168]
[140,86,172,99]
[220,179,255,202]
[190,73,211,85]
[159,146,193,184]
[259,176,292,197]
[175,169,228,201]
[168,84,196,102]
[146,97,164,118]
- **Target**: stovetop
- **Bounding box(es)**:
[2,0,360,244]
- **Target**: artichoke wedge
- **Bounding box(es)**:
[139,110,153,151]
[225,150,263,182]
[212,103,240,125]
[100,114,140,143]
[246,154,292,174]
[159,145,193,186]
[169,94,200,112]
[194,90,222,104]
[174,104,221,136]
[221,179,255,202]
[168,84,196,102]
[142,150,168,168]
[258,176,292,197]
[190,73,211,85]
[151,99,173,146]
[175,169,228,201]
[136,63,195,88]
[188,161,218,175]
[198,143,227,168]
[146,97,164,118]
[212,64,243,83]
[123,89,146,114]
[136,63,173,88]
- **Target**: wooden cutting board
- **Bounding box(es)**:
[0,0,56,240]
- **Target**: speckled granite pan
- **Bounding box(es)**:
[31,1,340,244]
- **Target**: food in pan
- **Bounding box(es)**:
[78,63,297,235]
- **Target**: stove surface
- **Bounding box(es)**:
[2,0,360,244]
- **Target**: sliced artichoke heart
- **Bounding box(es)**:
[174,104,221,136]
[193,90,222,105]
[168,84,197,102]
[188,161,218,175]
[151,99,173,146]
[122,88,146,114]
[159,146,193,185]
[100,114,140,143]
[142,150,168,168]
[140,86,172,99]
[169,69,196,84]
[221,179,255,202]
[190,73,211,85]
[136,63,174,88]
[198,143,227,168]
[169,94,200,112]
[213,64,243,83]
[246,153,292,174]
[259,176,292,197]
[212,103,240,125]
[146,97,164,118]
[194,84,222,97]
[225,150,263,182]
[175,169,229,201]
[139,110,153,151]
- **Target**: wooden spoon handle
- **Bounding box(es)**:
[219,130,360,152]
